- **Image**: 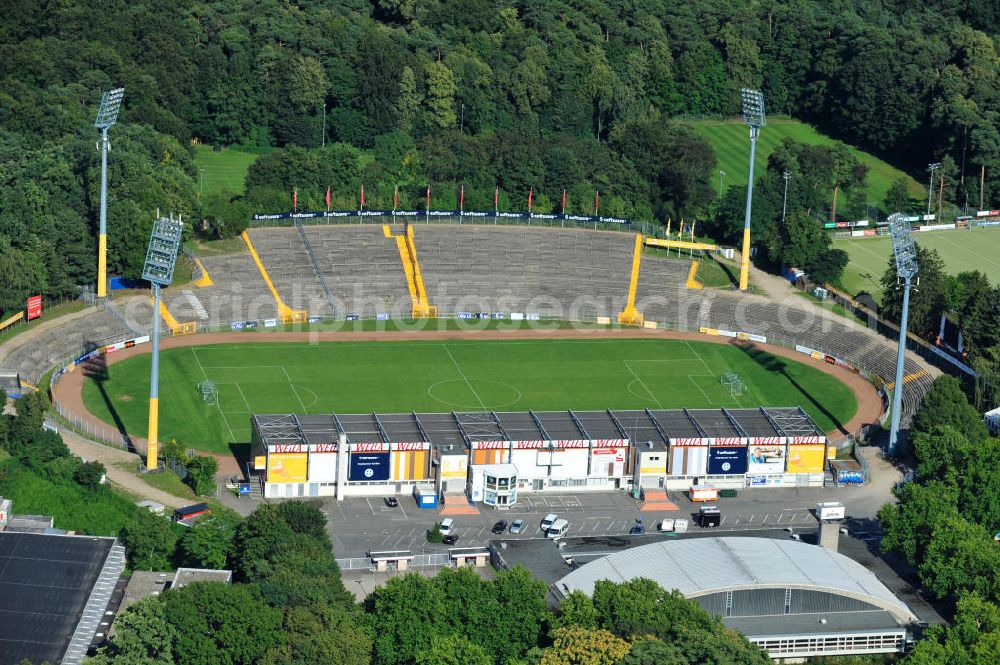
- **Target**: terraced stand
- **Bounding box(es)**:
[246,227,332,316]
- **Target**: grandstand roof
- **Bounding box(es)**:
[555,537,918,624]
[251,408,823,451]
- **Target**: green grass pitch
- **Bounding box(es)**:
[689,117,923,205]
[192,145,259,196]
[81,339,857,453]
[832,228,1000,300]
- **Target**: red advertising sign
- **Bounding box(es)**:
[26,295,42,320]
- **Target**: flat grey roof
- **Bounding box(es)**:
[724,610,906,638]
[556,537,917,624]
[251,408,823,450]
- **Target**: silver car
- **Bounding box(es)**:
[509,519,525,534]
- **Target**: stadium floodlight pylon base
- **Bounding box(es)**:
[411,305,438,319]
[617,307,644,326]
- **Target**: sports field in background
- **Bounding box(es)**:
[689,117,923,204]
[192,145,259,195]
[81,338,857,452]
[832,227,1000,299]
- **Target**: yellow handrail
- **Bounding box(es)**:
[617,233,644,325]
[241,231,307,323]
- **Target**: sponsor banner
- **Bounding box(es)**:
[919,223,956,232]
[708,446,748,475]
[748,444,786,474]
[244,320,258,329]
[955,215,974,221]
[352,442,389,452]
[712,437,746,447]
[267,453,307,483]
[349,451,390,481]
[795,344,815,355]
[748,474,785,487]
[26,295,42,320]
[748,437,784,445]
[307,315,322,323]
[976,221,1000,228]
[308,450,337,482]
[530,213,559,220]
[269,444,305,453]
[263,318,278,328]
[376,313,390,321]
[526,313,541,321]
[900,215,920,222]
[786,444,826,473]
[717,329,737,338]
[393,441,428,451]
[735,331,766,343]
[310,443,338,452]
[922,214,936,221]
[253,456,266,470]
[699,326,719,336]
[596,316,612,325]
[230,321,245,330]
[462,211,490,218]
[346,314,360,321]
[672,437,710,446]
[441,455,468,478]
[492,312,505,319]
[789,435,826,444]
[457,312,473,319]
[472,440,507,450]
[976,209,1000,217]
[643,320,658,329]
[669,446,707,476]
[599,216,629,224]
[510,312,524,320]
[511,440,546,450]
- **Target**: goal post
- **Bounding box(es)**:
[720,372,744,398]
[197,380,218,405]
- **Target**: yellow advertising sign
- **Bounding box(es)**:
[441,456,467,478]
[786,445,826,474]
[267,453,308,482]
[253,456,266,470]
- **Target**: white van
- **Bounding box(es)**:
[438,518,454,535]
[547,518,570,538]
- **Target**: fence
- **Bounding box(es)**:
[336,553,451,571]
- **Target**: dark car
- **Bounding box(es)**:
[491,520,508,534]
[629,518,646,535]
[384,496,399,507]
[442,534,459,545]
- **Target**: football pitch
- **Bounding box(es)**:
[81,338,857,452]
[833,227,1000,300]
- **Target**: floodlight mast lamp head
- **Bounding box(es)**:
[887,212,919,280]
[94,88,125,130]
[741,88,766,131]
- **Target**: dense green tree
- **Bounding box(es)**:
[177,511,240,569]
[89,596,175,665]
[415,633,491,665]
[911,376,990,440]
[119,511,178,571]
[73,461,106,490]
[184,455,218,497]
[879,480,961,565]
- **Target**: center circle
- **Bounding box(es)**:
[427,379,523,410]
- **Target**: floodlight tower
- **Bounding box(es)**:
[94,88,125,300]
[141,215,183,470]
[739,88,766,291]
[781,170,792,226]
[926,162,941,218]
[887,212,918,456]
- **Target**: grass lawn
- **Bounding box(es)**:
[0,459,139,536]
[192,145,259,196]
[82,338,857,452]
[832,227,1000,300]
[689,117,924,205]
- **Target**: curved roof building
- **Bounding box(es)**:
[555,537,918,659]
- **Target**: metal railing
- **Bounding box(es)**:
[293,220,339,316]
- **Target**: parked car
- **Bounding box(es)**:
[547,519,570,539]
[384,496,399,507]
[629,518,646,535]
[439,518,454,535]
[491,520,508,534]
[443,534,459,545]
[509,519,526,534]
[540,513,559,532]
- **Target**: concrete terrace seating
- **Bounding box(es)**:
[193,251,280,325]
[300,224,412,317]
[247,228,332,316]
[1,308,135,383]
[415,224,691,317]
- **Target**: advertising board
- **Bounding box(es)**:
[747,444,786,474]
[786,444,826,473]
[707,446,748,475]
[349,452,390,481]
[267,453,307,483]
[308,452,338,482]
[668,446,707,476]
[26,295,42,320]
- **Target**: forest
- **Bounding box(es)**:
[1,0,1000,315]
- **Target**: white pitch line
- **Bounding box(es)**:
[280,366,308,412]
[233,382,253,412]
[441,344,487,410]
[624,360,663,408]
[191,347,236,441]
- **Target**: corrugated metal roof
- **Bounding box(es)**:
[556,537,917,623]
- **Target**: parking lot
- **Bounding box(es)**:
[322,485,882,559]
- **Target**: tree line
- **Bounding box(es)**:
[878,375,1000,663]
[3,0,1000,315]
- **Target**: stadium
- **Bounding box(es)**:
[6,216,945,499]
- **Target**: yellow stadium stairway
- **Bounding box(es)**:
[149,295,197,335]
[617,233,645,325]
[685,261,703,289]
[884,370,930,390]
[241,231,308,323]
[384,224,437,318]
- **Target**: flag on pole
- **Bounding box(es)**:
[360,184,365,210]
[595,190,600,215]
[561,190,567,213]
[325,186,331,210]
[460,185,465,212]
[494,186,499,212]
[426,184,431,210]
[528,187,533,213]
[393,185,399,211]
[293,188,298,211]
